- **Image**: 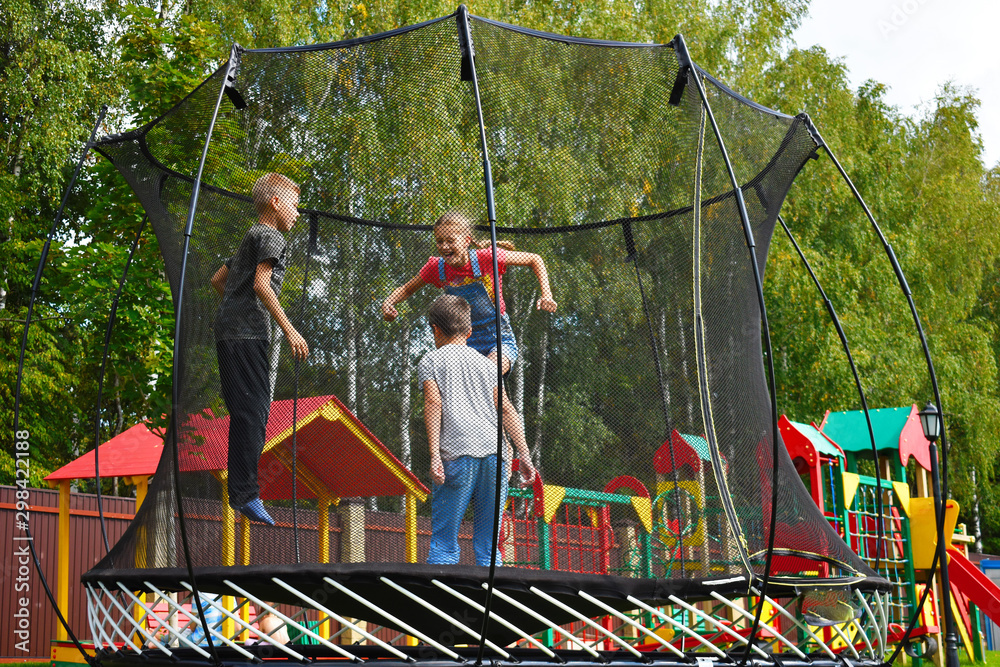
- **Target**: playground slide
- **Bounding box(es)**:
[947,547,1000,624]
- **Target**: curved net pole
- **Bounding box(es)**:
[778,214,884,572]
[93,214,148,556]
[673,35,782,663]
[456,7,504,661]
[168,46,245,667]
[670,37,754,586]
[11,104,107,666]
[14,102,106,448]
[805,116,957,667]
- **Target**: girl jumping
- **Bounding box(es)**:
[382,211,557,374]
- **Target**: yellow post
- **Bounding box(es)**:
[126,475,150,566]
[240,515,251,642]
[319,494,331,564]
[404,493,419,646]
[133,476,148,508]
[220,475,236,565]
[57,480,70,642]
[220,474,236,639]
[405,493,418,564]
[123,476,151,636]
[318,494,332,639]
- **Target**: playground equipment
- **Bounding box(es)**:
[775,406,1000,663]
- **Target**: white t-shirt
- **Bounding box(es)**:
[417,344,505,461]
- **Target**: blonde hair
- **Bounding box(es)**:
[434,211,515,251]
[252,173,300,214]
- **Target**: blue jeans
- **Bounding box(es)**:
[427,455,508,566]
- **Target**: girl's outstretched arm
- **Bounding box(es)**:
[382,275,426,321]
[505,250,557,312]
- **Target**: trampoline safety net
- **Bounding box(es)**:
[84,10,885,654]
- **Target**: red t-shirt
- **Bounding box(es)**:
[418,248,508,315]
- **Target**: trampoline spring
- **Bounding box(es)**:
[176,582,280,662]
[322,576,464,662]
[224,578,361,662]
[529,587,642,659]
[379,576,510,659]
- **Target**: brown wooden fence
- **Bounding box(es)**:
[0,487,449,658]
[0,485,137,658]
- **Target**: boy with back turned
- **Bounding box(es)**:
[211,172,308,525]
[419,294,536,566]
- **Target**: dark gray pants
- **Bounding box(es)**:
[217,339,271,508]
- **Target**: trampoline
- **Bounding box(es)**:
[15,7,955,666]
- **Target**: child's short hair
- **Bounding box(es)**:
[252,173,300,214]
[427,295,471,337]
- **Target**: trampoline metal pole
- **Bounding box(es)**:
[11,104,106,665]
[808,117,959,667]
[622,222,685,567]
[777,214,884,573]
[290,212,317,564]
[93,214,148,557]
[13,103,106,439]
[676,34,783,664]
[169,46,244,666]
[457,6,505,661]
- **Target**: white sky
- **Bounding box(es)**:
[792,0,1000,168]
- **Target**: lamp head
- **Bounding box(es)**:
[918,401,941,443]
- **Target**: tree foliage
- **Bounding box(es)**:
[3,0,1000,552]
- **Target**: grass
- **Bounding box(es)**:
[957,649,1000,667]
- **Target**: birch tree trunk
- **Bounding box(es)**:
[513,353,524,417]
[531,323,549,467]
[677,306,693,427]
[658,309,671,418]
[972,466,983,553]
[4,149,19,308]
[114,372,124,436]
[511,288,535,415]
[346,261,357,412]
[269,319,281,403]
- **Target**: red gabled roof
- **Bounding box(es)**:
[44,422,165,482]
[43,395,428,502]
[177,395,429,501]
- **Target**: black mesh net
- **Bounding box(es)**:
[90,13,876,592]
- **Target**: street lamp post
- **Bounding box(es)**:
[918,400,960,667]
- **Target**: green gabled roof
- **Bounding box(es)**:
[679,432,711,461]
[789,420,843,459]
[821,407,911,453]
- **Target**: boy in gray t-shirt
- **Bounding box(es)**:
[210,173,309,525]
[418,295,535,566]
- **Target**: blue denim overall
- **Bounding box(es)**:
[427,455,510,566]
[438,251,518,364]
